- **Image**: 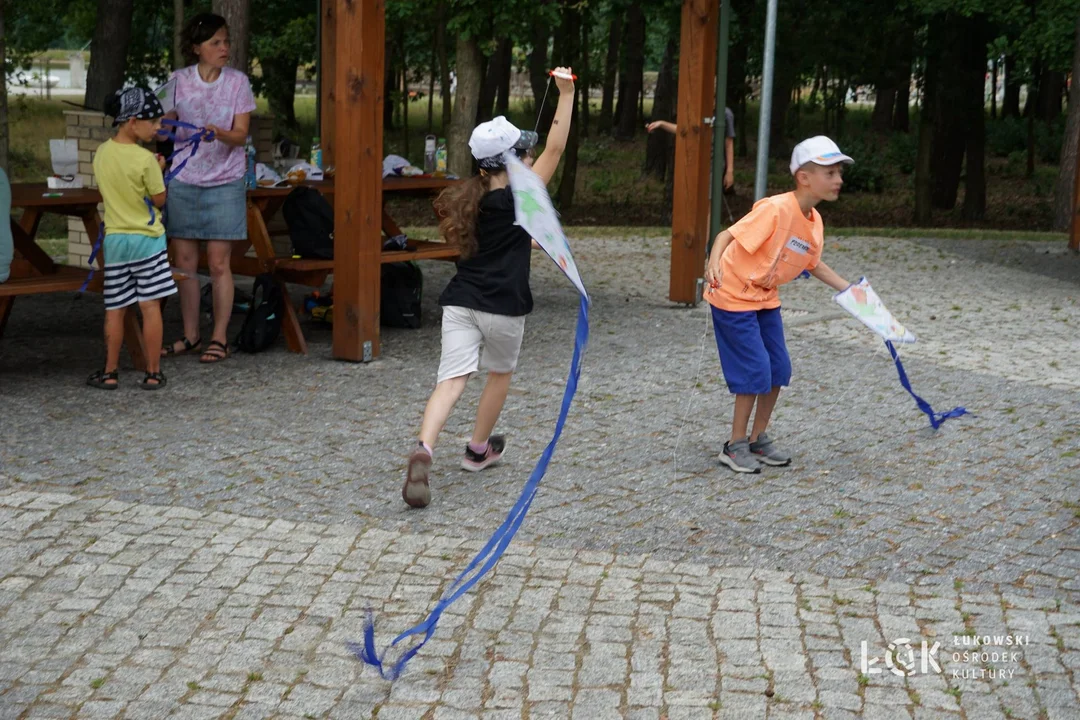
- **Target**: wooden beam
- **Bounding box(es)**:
[320,0,336,168]
[669,0,719,304]
[332,0,384,362]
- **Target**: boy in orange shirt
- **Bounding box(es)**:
[704,136,854,473]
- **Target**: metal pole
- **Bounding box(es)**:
[709,0,731,241]
[754,0,778,200]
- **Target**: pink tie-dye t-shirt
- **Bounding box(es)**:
[170,65,257,187]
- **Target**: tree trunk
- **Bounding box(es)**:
[384,35,396,131]
[401,36,409,159]
[84,0,136,111]
[528,21,551,125]
[428,45,436,133]
[615,2,645,140]
[212,0,249,72]
[1052,17,1080,231]
[495,39,512,117]
[927,13,981,211]
[990,56,998,119]
[449,35,482,178]
[557,1,581,209]
[0,0,7,173]
[961,15,989,221]
[478,38,510,123]
[872,86,896,132]
[1024,59,1041,118]
[894,78,910,132]
[1039,69,1064,123]
[770,67,795,159]
[1002,54,1021,118]
[599,13,622,134]
[261,53,299,135]
[645,37,677,179]
[580,5,591,138]
[173,0,185,70]
[437,1,451,133]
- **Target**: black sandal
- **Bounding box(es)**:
[140,371,167,390]
[87,369,119,390]
[199,339,230,364]
[162,336,201,357]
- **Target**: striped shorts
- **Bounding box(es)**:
[102,233,177,310]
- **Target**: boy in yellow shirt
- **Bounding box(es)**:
[704,136,854,473]
[88,87,176,390]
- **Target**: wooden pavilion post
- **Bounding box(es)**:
[319,0,336,168]
[1071,121,1080,252]
[669,0,719,304]
[330,0,384,361]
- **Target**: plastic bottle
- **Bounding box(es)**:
[434,137,447,176]
[311,136,323,170]
[244,137,257,189]
[424,135,437,174]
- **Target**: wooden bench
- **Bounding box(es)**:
[0,266,103,297]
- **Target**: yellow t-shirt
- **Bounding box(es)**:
[92,139,166,237]
[705,192,823,312]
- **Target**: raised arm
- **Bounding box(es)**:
[531,67,576,186]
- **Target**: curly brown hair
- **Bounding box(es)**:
[180,13,229,66]
[434,173,496,261]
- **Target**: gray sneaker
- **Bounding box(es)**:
[749,432,792,467]
[720,439,761,474]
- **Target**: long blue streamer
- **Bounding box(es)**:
[76,222,105,294]
[885,340,969,429]
[349,294,590,680]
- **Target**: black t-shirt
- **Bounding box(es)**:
[439,186,533,316]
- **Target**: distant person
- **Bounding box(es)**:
[160,12,256,365]
[647,106,735,193]
[0,168,11,284]
[89,87,176,390]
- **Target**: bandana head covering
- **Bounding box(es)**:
[109,86,165,127]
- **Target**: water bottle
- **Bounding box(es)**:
[424,135,436,174]
[244,137,257,189]
[435,137,447,176]
[311,136,323,170]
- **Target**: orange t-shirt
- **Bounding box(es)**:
[705,192,823,312]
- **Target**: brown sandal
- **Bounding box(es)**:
[162,336,201,357]
[199,339,230,364]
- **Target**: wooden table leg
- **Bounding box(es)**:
[0,297,13,340]
[247,200,307,354]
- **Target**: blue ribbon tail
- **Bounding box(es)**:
[885,340,969,429]
[351,295,590,680]
[145,197,156,226]
[77,222,105,294]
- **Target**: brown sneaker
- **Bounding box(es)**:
[402,444,432,508]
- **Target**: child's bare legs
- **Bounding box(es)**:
[418,375,470,450]
[731,393,757,443]
[749,387,781,443]
[471,371,512,446]
[102,308,127,385]
[139,300,164,381]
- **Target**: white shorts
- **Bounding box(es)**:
[437,306,526,383]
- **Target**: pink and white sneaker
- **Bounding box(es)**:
[461,435,506,472]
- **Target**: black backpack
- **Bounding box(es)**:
[235,274,284,352]
[282,186,334,259]
[380,262,423,329]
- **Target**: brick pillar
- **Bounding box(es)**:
[64,110,111,267]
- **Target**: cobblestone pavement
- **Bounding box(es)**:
[1,234,1079,717]
[1,491,1078,719]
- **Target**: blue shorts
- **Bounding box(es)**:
[711,305,792,395]
[164,177,248,241]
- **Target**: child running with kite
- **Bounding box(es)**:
[401,67,578,509]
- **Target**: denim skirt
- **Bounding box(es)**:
[165,177,248,241]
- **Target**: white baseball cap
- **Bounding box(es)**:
[469,116,539,167]
[789,136,854,175]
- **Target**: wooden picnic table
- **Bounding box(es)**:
[1,177,460,363]
[223,176,461,354]
[1,183,155,370]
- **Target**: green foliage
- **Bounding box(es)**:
[836,138,888,194]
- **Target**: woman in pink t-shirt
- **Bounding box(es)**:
[161,13,256,364]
